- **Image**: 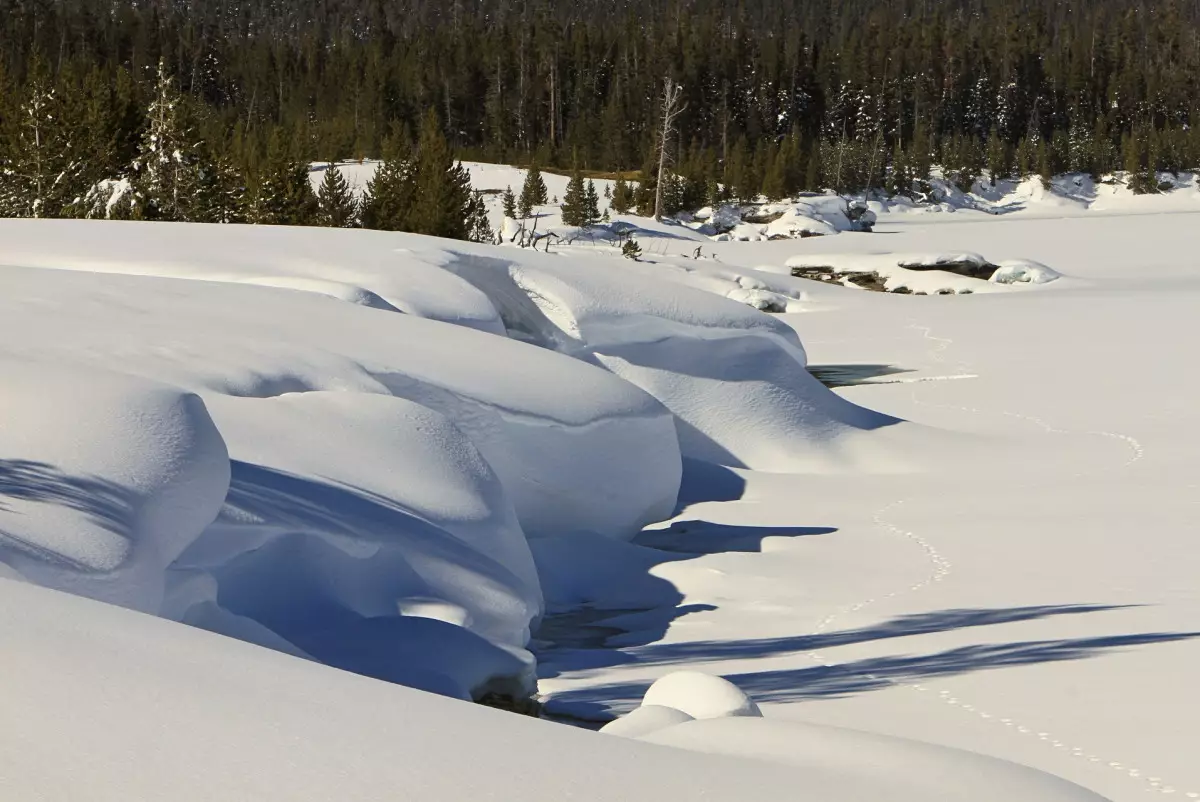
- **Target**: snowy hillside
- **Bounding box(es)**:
[3,187,1200,802]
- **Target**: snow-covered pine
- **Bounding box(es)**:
[121,59,205,222]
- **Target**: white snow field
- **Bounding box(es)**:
[2,173,1198,801]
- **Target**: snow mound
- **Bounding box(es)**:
[0,362,230,613]
[0,252,680,542]
[640,670,763,720]
[764,208,839,238]
[181,392,543,684]
[600,704,696,737]
[443,245,902,472]
[0,219,505,334]
[0,577,874,802]
[991,259,1062,284]
[639,717,1111,802]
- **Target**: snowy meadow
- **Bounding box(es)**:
[2,166,1198,802]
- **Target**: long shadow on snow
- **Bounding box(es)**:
[535,458,838,679]
[0,459,137,567]
[549,613,1200,717]
[540,602,1139,681]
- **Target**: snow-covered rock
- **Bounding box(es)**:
[990,259,1062,284]
[640,671,763,720]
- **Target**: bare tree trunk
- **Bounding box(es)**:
[654,77,686,221]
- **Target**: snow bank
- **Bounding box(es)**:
[0,577,867,802]
[0,362,229,613]
[0,247,680,542]
[639,717,1112,802]
[0,219,505,334]
[441,245,903,472]
[171,392,543,698]
[600,704,696,737]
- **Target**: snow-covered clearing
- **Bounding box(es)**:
[2,176,1198,801]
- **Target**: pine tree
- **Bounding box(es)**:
[1036,138,1052,189]
[406,109,473,239]
[360,133,415,231]
[125,60,203,222]
[705,176,721,209]
[610,174,633,214]
[316,163,358,227]
[518,161,548,218]
[584,179,601,225]
[621,236,642,260]
[191,151,245,224]
[466,190,494,242]
[561,165,587,226]
[502,185,517,217]
[0,58,86,218]
[247,129,317,225]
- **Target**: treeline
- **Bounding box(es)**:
[4,0,1200,215]
[0,58,492,236]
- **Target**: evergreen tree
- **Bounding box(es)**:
[0,58,86,218]
[621,236,641,260]
[610,174,633,214]
[561,165,587,226]
[502,185,516,217]
[361,133,415,230]
[466,190,494,242]
[406,109,473,239]
[315,163,358,227]
[124,60,203,222]
[518,161,548,218]
[584,179,601,225]
[191,152,246,224]
[247,129,317,225]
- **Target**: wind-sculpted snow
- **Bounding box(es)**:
[0,238,682,699]
[0,258,681,541]
[0,363,230,613]
[0,219,506,333]
[441,245,906,472]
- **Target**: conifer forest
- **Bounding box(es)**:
[3,0,1200,232]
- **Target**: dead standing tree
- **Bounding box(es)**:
[653,77,687,222]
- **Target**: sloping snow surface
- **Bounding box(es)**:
[3,202,1189,802]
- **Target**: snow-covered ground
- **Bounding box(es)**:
[2,173,1199,800]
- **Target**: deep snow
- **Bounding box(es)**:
[3,171,1199,801]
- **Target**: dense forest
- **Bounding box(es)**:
[4,0,1200,227]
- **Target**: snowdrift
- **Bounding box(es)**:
[0,229,687,698]
[441,244,908,472]
[0,218,935,716]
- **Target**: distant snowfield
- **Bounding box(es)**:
[1,172,1198,801]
